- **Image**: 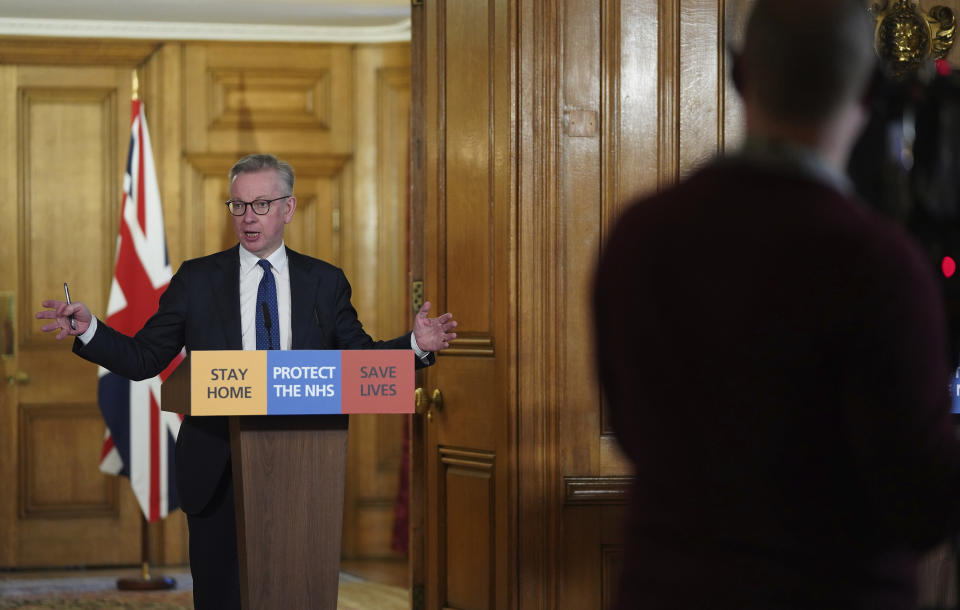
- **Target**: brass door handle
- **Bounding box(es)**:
[414,387,444,421]
[415,387,426,414]
[7,371,29,385]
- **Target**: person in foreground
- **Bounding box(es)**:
[593,1,960,608]
[36,154,457,610]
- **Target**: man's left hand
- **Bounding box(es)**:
[413,301,458,352]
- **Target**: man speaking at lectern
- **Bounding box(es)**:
[36,154,458,609]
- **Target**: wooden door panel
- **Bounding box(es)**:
[183,44,353,156]
[19,85,118,338]
[440,447,495,609]
[560,503,626,610]
[440,0,494,336]
[429,357,496,448]
[559,0,605,481]
[19,404,112,518]
[425,359,499,607]
[678,1,723,173]
[284,174,346,265]
[616,0,661,208]
[17,405,125,565]
[207,68,333,131]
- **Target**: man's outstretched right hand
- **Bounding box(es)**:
[36,299,93,340]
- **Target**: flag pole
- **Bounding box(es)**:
[115,68,176,593]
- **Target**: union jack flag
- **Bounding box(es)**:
[98,99,184,522]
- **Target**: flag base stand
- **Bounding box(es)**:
[116,515,177,591]
[117,562,176,590]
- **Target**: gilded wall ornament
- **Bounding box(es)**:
[871,0,955,79]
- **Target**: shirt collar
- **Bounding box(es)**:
[239,242,288,275]
[725,136,854,196]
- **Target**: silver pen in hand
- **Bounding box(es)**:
[63,282,77,331]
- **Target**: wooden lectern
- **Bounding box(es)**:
[162,352,362,610]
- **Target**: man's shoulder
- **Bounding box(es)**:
[174,245,345,278]
[285,247,339,271]
[177,245,239,272]
[614,163,735,224]
[622,160,859,218]
[624,162,747,206]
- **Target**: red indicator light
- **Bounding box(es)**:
[943,256,956,278]
[937,58,952,76]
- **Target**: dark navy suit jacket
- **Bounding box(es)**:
[75,244,430,514]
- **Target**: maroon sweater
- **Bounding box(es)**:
[593,161,960,609]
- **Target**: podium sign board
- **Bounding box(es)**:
[160,348,416,609]
[187,349,413,415]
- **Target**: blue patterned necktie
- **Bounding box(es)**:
[255,259,279,350]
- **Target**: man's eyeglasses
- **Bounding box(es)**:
[225,195,290,216]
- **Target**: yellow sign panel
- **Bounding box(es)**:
[190,351,268,415]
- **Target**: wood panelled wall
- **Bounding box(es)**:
[411,0,752,606]
[510,1,749,606]
[513,0,960,608]
[0,37,410,568]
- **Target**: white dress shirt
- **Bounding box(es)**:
[240,242,428,358]
[239,243,291,350]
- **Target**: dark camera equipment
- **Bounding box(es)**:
[848,60,960,363]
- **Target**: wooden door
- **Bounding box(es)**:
[0,62,147,568]
[412,0,514,608]
[411,0,753,607]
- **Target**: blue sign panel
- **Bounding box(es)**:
[953,366,960,414]
[266,350,342,415]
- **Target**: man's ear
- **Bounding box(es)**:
[283,196,297,224]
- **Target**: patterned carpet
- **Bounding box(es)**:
[0,572,407,610]
[0,588,192,610]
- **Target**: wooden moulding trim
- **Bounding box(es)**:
[438,446,495,467]
[356,497,395,509]
[184,152,352,179]
[656,0,680,189]
[440,336,494,357]
[0,18,412,44]
[0,37,160,66]
[563,476,631,505]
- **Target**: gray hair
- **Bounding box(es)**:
[742,0,876,122]
[228,154,295,194]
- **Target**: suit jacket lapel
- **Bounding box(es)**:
[288,247,317,349]
[213,245,243,350]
